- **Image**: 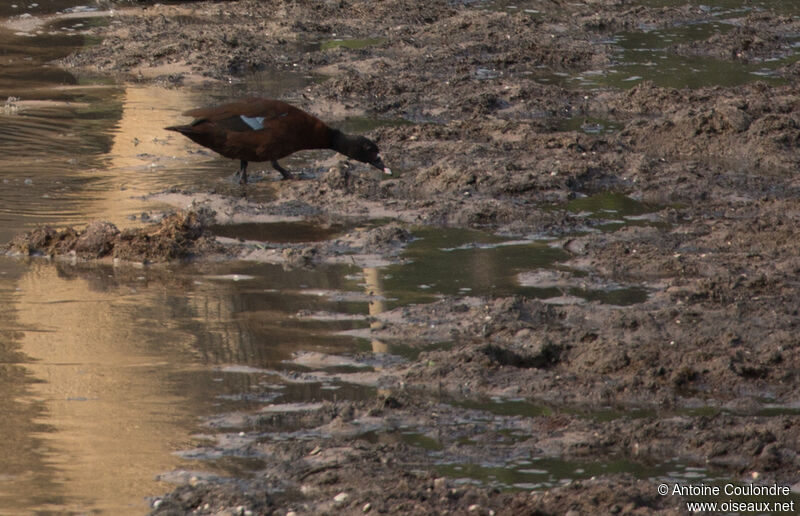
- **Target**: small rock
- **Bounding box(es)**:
[468,504,481,512]
[334,492,349,504]
[362,502,372,513]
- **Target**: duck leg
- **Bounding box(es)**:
[272,160,293,180]
[237,160,248,184]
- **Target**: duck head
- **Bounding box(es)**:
[331,130,392,175]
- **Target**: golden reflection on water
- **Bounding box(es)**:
[0,257,378,514]
[107,85,197,175]
[8,262,202,513]
[363,267,388,354]
[92,84,209,226]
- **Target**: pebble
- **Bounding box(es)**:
[362,502,372,512]
[334,492,349,504]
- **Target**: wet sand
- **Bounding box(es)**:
[7,0,800,513]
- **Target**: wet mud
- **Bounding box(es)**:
[9,0,800,513]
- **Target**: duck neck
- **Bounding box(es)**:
[328,128,357,157]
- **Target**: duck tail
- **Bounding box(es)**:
[164,124,195,135]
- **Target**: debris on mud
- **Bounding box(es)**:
[5,210,224,263]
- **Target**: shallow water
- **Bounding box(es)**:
[0,257,380,513]
[529,0,800,89]
[383,227,569,304]
[208,221,347,244]
[1,1,799,514]
[0,260,213,513]
[435,457,728,492]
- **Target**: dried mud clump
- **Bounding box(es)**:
[5,211,222,263]
[363,223,412,252]
[113,211,222,262]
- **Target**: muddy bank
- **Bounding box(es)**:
[150,421,684,516]
[17,0,800,513]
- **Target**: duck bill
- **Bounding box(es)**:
[370,155,392,175]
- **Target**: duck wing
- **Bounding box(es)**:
[182,98,292,132]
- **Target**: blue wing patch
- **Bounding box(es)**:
[240,115,266,130]
[239,112,288,130]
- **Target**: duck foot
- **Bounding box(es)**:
[272,160,293,180]
[294,170,315,180]
[234,160,249,184]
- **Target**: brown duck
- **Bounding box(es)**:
[166,98,391,184]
